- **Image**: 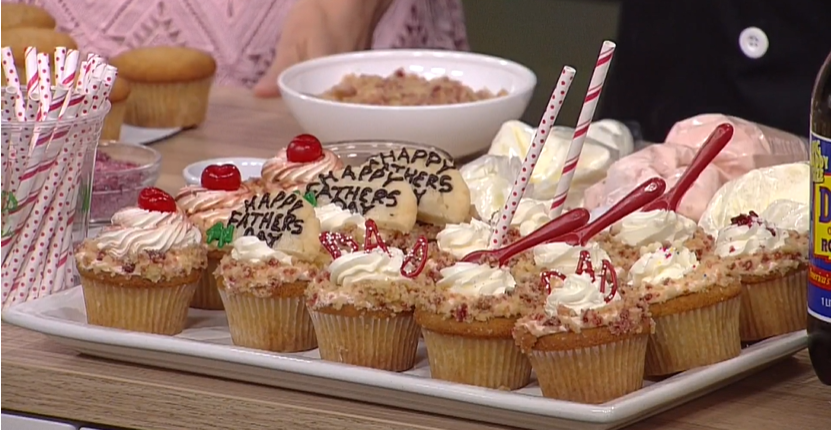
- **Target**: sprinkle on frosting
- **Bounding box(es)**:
[715,212,788,258]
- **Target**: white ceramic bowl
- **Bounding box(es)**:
[183,157,266,186]
[278,50,536,159]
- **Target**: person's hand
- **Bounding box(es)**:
[253,0,392,97]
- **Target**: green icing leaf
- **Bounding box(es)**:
[303,192,317,207]
[206,222,235,248]
[1,191,18,238]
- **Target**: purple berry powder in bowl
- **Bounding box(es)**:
[91,142,161,224]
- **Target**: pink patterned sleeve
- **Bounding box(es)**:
[6,0,469,87]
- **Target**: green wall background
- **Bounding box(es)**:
[461,0,620,126]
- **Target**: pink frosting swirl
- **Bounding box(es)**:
[261,148,344,192]
[175,184,254,230]
[95,207,202,258]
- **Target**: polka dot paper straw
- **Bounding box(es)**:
[489,65,576,247]
[54,47,66,84]
[549,41,616,217]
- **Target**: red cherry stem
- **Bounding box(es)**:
[642,123,734,212]
[461,208,590,265]
[552,177,667,246]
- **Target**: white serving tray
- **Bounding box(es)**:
[2,287,808,430]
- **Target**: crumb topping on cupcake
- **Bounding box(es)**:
[215,236,316,297]
[75,205,206,282]
[307,246,430,313]
[714,212,807,278]
[628,246,736,303]
[417,262,542,323]
[514,259,652,347]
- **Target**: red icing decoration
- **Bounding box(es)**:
[201,164,242,191]
[540,270,567,295]
[137,187,177,213]
[401,236,428,278]
[730,211,761,227]
[319,232,359,260]
[599,258,618,303]
[363,220,389,255]
[287,134,323,163]
[575,250,596,281]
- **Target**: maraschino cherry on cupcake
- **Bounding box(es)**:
[75,187,207,335]
[176,163,253,309]
[260,134,344,193]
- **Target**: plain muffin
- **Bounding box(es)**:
[110,46,216,128]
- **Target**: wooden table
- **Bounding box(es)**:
[2,86,830,430]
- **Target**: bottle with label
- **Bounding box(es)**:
[809,50,831,385]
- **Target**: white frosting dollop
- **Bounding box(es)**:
[230,236,293,264]
[629,246,699,286]
[436,218,492,259]
[714,219,788,258]
[315,203,366,232]
[699,162,809,237]
[328,247,408,286]
[437,262,516,296]
[96,208,202,258]
[513,198,553,236]
[460,154,526,222]
[760,200,809,234]
[544,272,619,317]
[533,241,612,274]
[613,209,697,247]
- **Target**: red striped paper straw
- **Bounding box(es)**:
[61,49,79,88]
[489,65,576,247]
[549,40,616,217]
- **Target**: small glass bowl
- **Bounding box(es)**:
[325,140,452,166]
[91,141,161,224]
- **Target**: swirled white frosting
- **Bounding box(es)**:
[715,220,788,258]
[95,207,202,259]
[328,247,409,286]
[629,246,699,286]
[544,272,619,317]
[436,262,516,296]
[760,200,809,234]
[230,236,293,264]
[436,218,492,259]
[613,209,697,247]
[512,198,553,236]
[533,241,612,274]
[314,203,366,233]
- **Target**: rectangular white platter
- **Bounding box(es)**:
[2,287,808,430]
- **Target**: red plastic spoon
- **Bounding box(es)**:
[641,123,734,212]
[550,177,667,247]
[460,208,590,265]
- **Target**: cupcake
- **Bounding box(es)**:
[598,209,714,270]
[714,211,808,341]
[629,245,741,376]
[1,4,56,30]
[260,134,344,193]
[74,187,206,335]
[110,46,216,128]
[415,261,540,389]
[1,28,77,71]
[215,236,318,352]
[100,76,132,140]
[175,164,254,309]
[513,253,653,403]
[306,225,430,371]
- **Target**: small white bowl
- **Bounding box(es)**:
[278,49,536,159]
[183,157,266,186]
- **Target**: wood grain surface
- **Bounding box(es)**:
[2,86,830,429]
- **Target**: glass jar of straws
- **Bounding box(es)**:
[1,46,116,308]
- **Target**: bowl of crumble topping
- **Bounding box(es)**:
[278,50,536,159]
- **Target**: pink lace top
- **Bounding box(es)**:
[7,0,469,87]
